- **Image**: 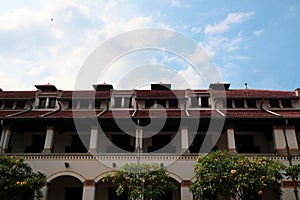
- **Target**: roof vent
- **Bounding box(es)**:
[35,83,57,92]
[151,83,171,90]
[209,83,230,90]
[93,83,113,91]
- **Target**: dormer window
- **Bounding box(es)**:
[39,98,46,108]
[124,97,132,108]
[190,96,198,108]
[200,96,209,108]
[48,98,56,108]
[114,97,122,108]
[223,99,232,108]
[38,97,57,109]
[80,100,89,109]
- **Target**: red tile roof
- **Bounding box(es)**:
[224,110,278,118]
[213,89,298,98]
[60,91,111,99]
[0,91,36,99]
[136,90,186,99]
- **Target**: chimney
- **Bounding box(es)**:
[35,83,57,92]
[151,83,171,90]
[295,88,300,96]
[209,83,230,90]
[93,83,113,91]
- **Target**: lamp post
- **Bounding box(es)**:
[282,119,299,200]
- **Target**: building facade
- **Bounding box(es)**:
[0,83,300,200]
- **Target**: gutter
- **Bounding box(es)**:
[39,101,62,118]
[214,101,226,117]
[259,101,282,117]
[97,99,109,117]
[6,102,33,118]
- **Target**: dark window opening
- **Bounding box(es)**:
[124,97,132,108]
[16,100,26,109]
[236,135,260,153]
[4,100,14,109]
[148,134,172,152]
[200,96,209,107]
[48,98,56,108]
[145,99,154,108]
[190,96,198,108]
[65,188,83,200]
[189,135,204,153]
[269,99,280,108]
[0,101,2,109]
[39,98,46,108]
[157,99,166,108]
[282,99,292,108]
[235,99,244,108]
[114,97,122,108]
[169,99,178,108]
[111,135,134,152]
[24,135,45,153]
[246,99,256,108]
[69,100,78,109]
[65,135,88,153]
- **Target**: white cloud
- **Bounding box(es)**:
[170,0,190,8]
[253,29,264,36]
[204,12,254,34]
[191,27,201,33]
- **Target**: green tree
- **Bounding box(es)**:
[103,163,175,200]
[190,151,285,200]
[286,164,300,180]
[0,156,46,200]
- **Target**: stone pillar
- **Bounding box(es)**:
[41,185,48,200]
[226,126,236,153]
[273,126,287,154]
[285,126,299,151]
[89,126,98,153]
[1,128,11,153]
[135,127,143,152]
[43,127,54,153]
[0,129,6,153]
[181,180,193,200]
[181,127,189,151]
[82,180,96,200]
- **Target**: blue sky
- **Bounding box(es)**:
[0,0,299,91]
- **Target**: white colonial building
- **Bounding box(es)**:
[0,83,300,200]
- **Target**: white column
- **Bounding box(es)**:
[43,127,54,153]
[286,126,299,151]
[82,181,96,200]
[2,128,11,152]
[89,126,98,153]
[41,185,48,200]
[0,129,6,153]
[181,127,189,151]
[135,127,143,152]
[181,181,193,200]
[226,126,236,152]
[273,126,286,152]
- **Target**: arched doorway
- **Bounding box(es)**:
[47,175,83,200]
[94,177,181,200]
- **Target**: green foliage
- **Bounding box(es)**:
[286,164,300,180]
[190,151,285,200]
[103,163,175,200]
[0,156,46,200]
